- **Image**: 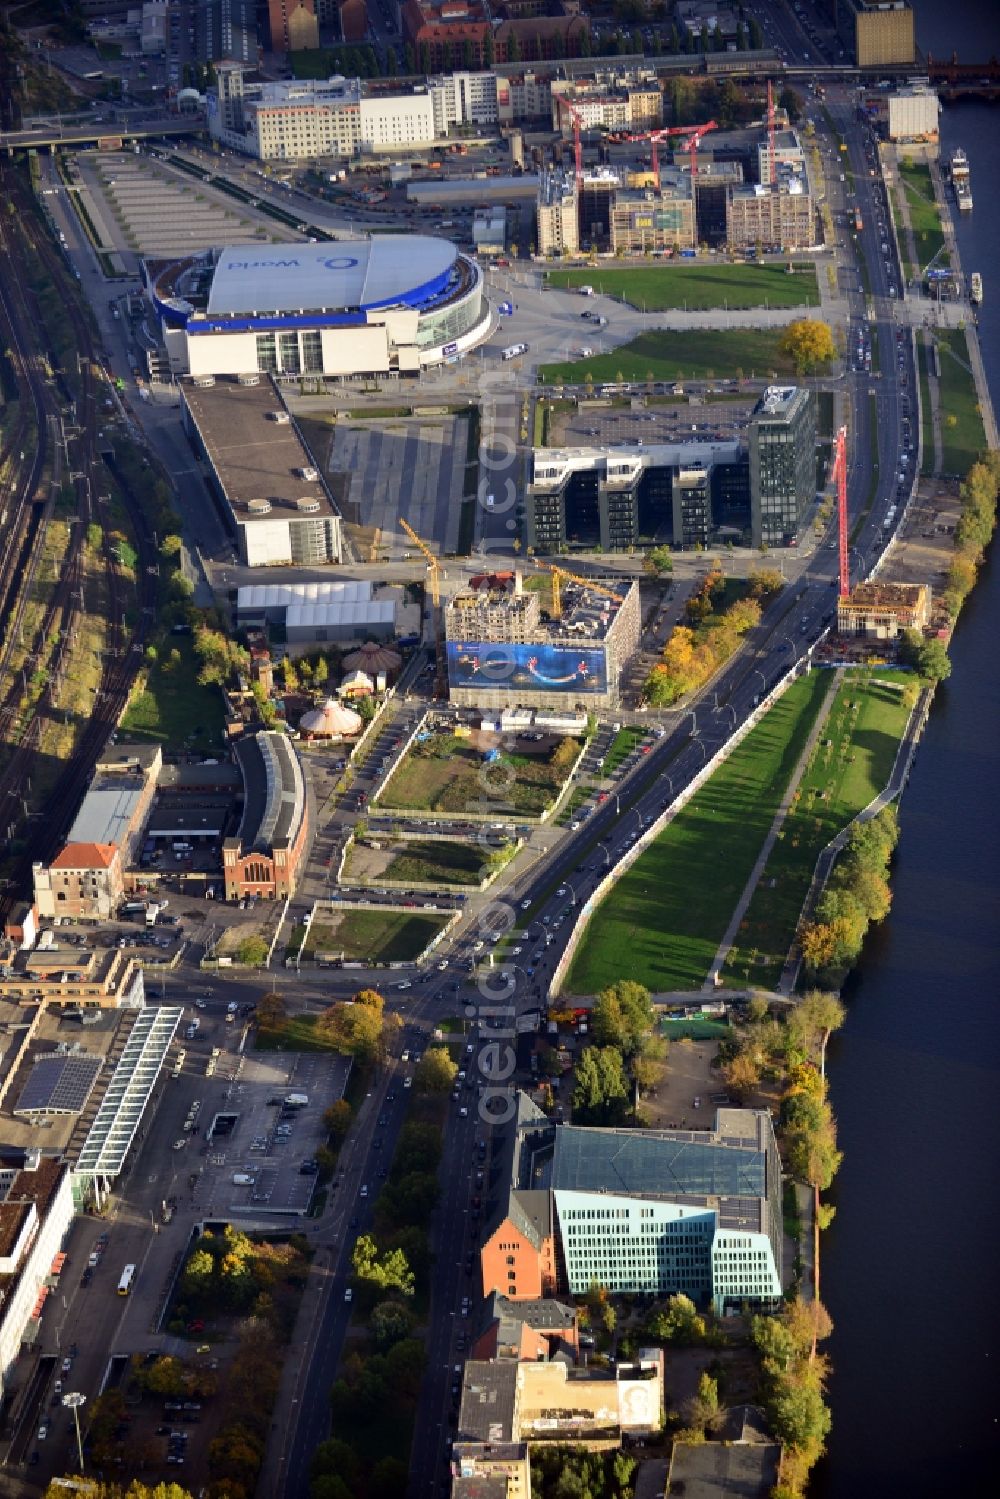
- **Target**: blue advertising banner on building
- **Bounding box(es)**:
[446,641,608,695]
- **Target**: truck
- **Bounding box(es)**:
[501,342,528,361]
[578,284,594,296]
[284,1093,309,1109]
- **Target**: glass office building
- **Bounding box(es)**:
[749,385,816,548]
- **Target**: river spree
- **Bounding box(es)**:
[816,3,1000,1494]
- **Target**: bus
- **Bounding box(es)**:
[854,208,863,233]
[117,1264,136,1296]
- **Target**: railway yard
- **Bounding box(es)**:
[0,161,156,913]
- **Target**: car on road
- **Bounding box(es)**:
[344,1287,353,1302]
[37,1424,48,1440]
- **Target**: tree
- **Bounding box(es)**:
[644,544,674,576]
[386,46,398,76]
[592,980,653,1056]
[786,990,845,1078]
[748,16,763,49]
[572,1045,628,1122]
[404,43,416,73]
[646,1292,706,1345]
[353,987,385,1014]
[256,990,286,1031]
[414,1046,458,1093]
[898,628,951,681]
[778,319,837,374]
[352,1234,415,1296]
[235,935,268,967]
[316,1000,383,1062]
[723,1050,761,1100]
[747,567,784,599]
[311,1437,363,1491]
[370,1298,414,1349]
[779,87,805,125]
[323,1099,353,1142]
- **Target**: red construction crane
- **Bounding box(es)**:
[622,120,718,191]
[829,425,850,598]
[767,80,777,185]
[557,95,585,191]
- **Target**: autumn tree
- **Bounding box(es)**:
[323,1099,353,1142]
[255,990,286,1031]
[592,980,653,1056]
[778,319,837,374]
[316,1000,383,1061]
[413,1046,458,1093]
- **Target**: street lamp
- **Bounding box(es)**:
[63,1392,86,1471]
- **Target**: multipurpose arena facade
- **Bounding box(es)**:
[146,235,493,380]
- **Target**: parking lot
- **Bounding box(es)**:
[327,411,471,558]
[170,1043,352,1220]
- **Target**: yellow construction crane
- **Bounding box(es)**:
[399,518,440,608]
[537,562,624,618]
[369,526,381,563]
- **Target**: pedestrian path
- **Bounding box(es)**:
[702,673,840,992]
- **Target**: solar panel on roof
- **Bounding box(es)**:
[14,1054,103,1116]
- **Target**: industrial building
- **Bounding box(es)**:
[223,732,309,901]
[855,1,915,66]
[886,85,940,143]
[151,236,491,379]
[610,171,696,255]
[748,386,816,548]
[180,374,344,566]
[479,1094,784,1317]
[472,206,507,258]
[444,572,641,712]
[235,581,398,645]
[836,580,931,638]
[208,67,499,160]
[33,745,163,921]
[527,440,750,554]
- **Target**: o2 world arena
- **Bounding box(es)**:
[146,235,492,380]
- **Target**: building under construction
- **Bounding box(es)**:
[836,580,931,639]
[444,571,641,711]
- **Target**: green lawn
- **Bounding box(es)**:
[723,672,914,989]
[898,159,948,272]
[935,329,987,475]
[564,671,831,994]
[254,1012,342,1053]
[600,728,644,776]
[378,732,580,818]
[538,328,794,387]
[120,634,226,752]
[918,338,935,476]
[373,839,490,887]
[546,263,819,311]
[305,908,449,963]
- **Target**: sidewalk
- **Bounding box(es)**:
[702,673,840,991]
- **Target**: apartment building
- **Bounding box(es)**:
[267,0,319,52]
[550,81,662,134]
[726,177,814,252]
[535,170,578,256]
[855,1,915,66]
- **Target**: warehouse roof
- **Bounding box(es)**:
[286,601,396,630]
[206,237,457,317]
[233,732,306,854]
[67,785,145,851]
[237,581,374,611]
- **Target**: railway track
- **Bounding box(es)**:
[0,163,158,912]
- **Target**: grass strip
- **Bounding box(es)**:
[545,263,819,311]
[564,670,830,994]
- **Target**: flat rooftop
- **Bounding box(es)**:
[67,782,145,850]
[841,580,928,609]
[181,376,340,524]
[447,573,635,645]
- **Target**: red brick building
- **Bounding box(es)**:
[267,0,320,53]
[223,732,309,902]
[402,0,589,69]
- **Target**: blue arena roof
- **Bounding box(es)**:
[206,236,458,318]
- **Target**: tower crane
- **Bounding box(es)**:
[621,120,717,191]
[556,95,585,192]
[828,425,850,599]
[537,561,624,619]
[399,518,440,608]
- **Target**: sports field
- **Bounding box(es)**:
[564,670,830,994]
[538,328,794,387]
[723,672,914,989]
[547,263,819,311]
